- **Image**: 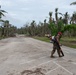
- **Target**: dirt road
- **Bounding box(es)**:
[0,36,76,75]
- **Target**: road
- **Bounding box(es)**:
[0,36,76,75]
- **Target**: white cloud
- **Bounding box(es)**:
[8,12,17,17]
[60,5,76,10]
[0,0,13,7]
[0,0,76,28]
[21,8,30,11]
[18,0,35,2]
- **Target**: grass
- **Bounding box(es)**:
[33,36,76,49]
[34,36,50,42]
[0,36,6,40]
[0,37,4,40]
[60,37,76,48]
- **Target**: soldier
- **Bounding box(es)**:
[50,32,64,57]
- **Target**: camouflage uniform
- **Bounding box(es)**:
[51,34,64,57]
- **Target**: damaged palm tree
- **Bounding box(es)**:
[70,12,76,24]
[49,12,53,23]
[0,5,7,36]
[55,8,58,24]
[0,5,7,22]
[70,1,76,5]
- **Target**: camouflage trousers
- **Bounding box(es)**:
[51,42,64,57]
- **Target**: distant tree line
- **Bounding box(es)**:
[18,7,76,37]
[48,8,76,37]
[0,5,17,38]
[0,1,76,38]
[17,20,51,36]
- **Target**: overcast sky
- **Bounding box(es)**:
[0,0,76,28]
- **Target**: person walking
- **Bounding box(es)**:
[50,32,64,57]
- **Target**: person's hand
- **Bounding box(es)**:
[60,44,62,46]
[50,36,52,40]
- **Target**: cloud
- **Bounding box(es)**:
[18,0,35,3]
[2,14,24,28]
[0,0,14,7]
[0,0,76,28]
[21,8,30,11]
[60,5,76,10]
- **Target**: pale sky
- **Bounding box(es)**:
[0,0,76,28]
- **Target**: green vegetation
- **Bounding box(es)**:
[34,36,50,42]
[17,7,76,38]
[63,24,76,37]
[0,5,17,39]
[0,2,76,49]
[34,36,76,48]
[0,36,5,40]
[61,37,76,48]
[17,6,76,49]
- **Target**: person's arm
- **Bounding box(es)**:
[56,35,60,44]
[56,35,62,46]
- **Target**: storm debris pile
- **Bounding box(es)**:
[21,68,45,75]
